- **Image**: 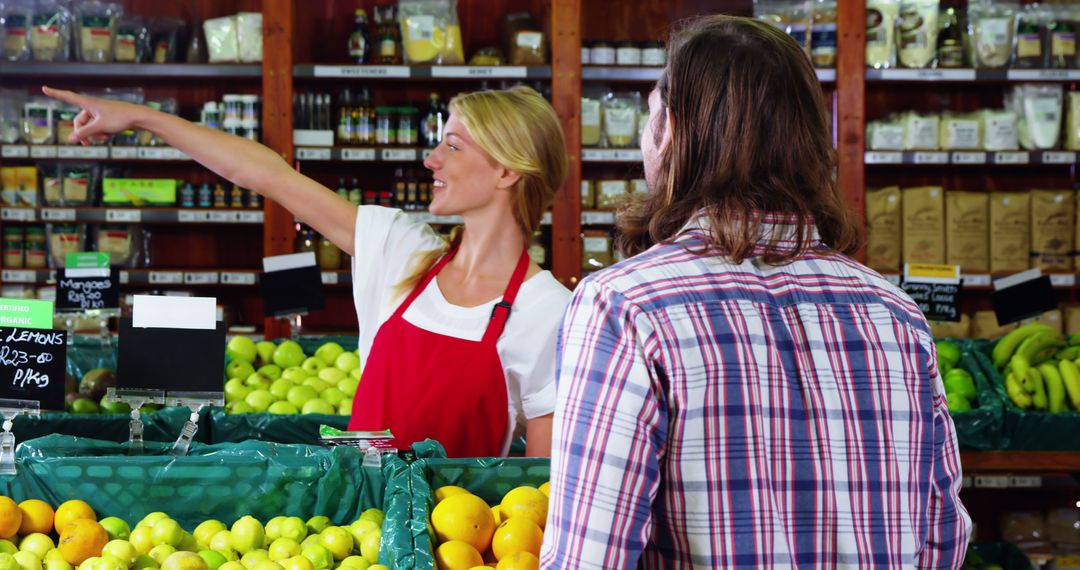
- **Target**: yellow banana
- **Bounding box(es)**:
[1057,346,1080,361]
[1060,359,1080,410]
[1028,368,1048,410]
[994,324,1061,368]
[1007,373,1034,409]
[1039,362,1067,413]
[1011,333,1066,379]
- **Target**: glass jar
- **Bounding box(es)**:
[615,41,642,66]
[397,106,419,146]
[316,235,342,270]
[294,226,317,254]
[590,40,615,65]
[3,227,24,267]
[24,226,47,269]
[222,94,243,129]
[375,107,396,146]
[240,94,260,127]
[642,41,665,66]
[581,41,591,65]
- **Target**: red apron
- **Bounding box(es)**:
[348,247,530,457]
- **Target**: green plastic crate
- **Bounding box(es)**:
[0,435,414,569]
[409,457,550,569]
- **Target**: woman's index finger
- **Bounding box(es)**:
[41,86,88,108]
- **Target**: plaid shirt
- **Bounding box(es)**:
[540,214,971,569]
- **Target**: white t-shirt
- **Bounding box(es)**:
[351,206,571,455]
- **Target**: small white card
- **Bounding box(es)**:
[132,294,217,330]
[263,252,317,272]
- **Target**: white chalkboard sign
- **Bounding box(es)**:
[0,328,67,410]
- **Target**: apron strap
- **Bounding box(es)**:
[481,249,531,346]
[390,247,458,320]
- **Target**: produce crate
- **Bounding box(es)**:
[970,340,1080,451]
[409,457,550,569]
[208,408,349,445]
[13,406,209,444]
[965,542,1034,570]
[948,339,1006,450]
[0,435,415,569]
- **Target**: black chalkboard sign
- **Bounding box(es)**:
[117,318,226,392]
[261,266,325,318]
[993,274,1057,326]
[56,268,120,312]
[902,281,961,322]
[0,328,67,410]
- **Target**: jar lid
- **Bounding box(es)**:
[223,94,244,102]
[203,101,219,111]
[240,94,260,103]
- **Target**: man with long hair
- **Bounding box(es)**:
[541,16,971,569]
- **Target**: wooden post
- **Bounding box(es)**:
[836,0,866,261]
[261,0,294,339]
[550,0,583,288]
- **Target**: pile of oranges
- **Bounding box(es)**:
[0,495,110,568]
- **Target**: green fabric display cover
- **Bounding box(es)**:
[965,542,1033,570]
[947,339,1005,451]
[13,407,209,444]
[208,409,349,445]
[409,457,550,570]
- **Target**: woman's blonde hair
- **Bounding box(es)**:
[394,86,568,298]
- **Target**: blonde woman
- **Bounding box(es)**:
[44,85,570,458]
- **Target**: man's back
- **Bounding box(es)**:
[541,218,971,569]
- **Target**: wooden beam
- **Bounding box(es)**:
[836,0,866,262]
[550,0,583,288]
[261,0,294,339]
[962,451,1080,473]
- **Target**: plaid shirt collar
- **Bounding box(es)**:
[675,210,823,256]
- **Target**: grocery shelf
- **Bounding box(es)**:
[961,451,1080,473]
[293,64,551,79]
[867,68,1080,82]
[0,62,261,78]
[864,150,1076,166]
[881,273,1078,289]
[0,268,351,287]
[582,148,643,162]
[582,66,836,83]
[295,146,432,162]
[0,207,264,225]
[1,144,191,161]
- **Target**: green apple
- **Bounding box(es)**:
[18,535,52,560]
[272,341,305,369]
[226,361,256,382]
[101,541,137,567]
[208,532,232,553]
[231,517,265,555]
[0,543,14,556]
[334,353,360,374]
[304,518,330,537]
[301,378,328,393]
[130,527,154,555]
[99,397,132,414]
[345,520,377,547]
[286,386,317,409]
[226,337,258,364]
[298,537,318,553]
[301,399,335,415]
[299,546,331,570]
[194,521,227,551]
[12,552,40,570]
[266,539,300,562]
[244,373,272,391]
[151,520,184,548]
[316,368,346,385]
[359,531,379,565]
[99,518,131,542]
[263,518,285,544]
[276,519,306,544]
[320,389,345,406]
[256,365,282,381]
[313,342,345,367]
[131,554,158,570]
[248,562,280,570]
[69,398,99,414]
[95,555,127,570]
[138,512,169,530]
[197,551,226,570]
[349,368,361,381]
[0,554,19,570]
[254,342,277,368]
[148,545,177,566]
[244,390,276,413]
[281,368,308,383]
[338,557,369,570]
[277,557,312,570]
[218,562,244,570]
[239,550,268,569]
[268,402,299,415]
[269,379,296,400]
[315,529,350,562]
[160,552,206,570]
[42,554,71,570]
[337,401,351,416]
[943,368,977,400]
[338,379,358,398]
[300,358,326,375]
[228,402,255,414]
[224,379,251,404]
[356,510,383,527]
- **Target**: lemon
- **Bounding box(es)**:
[499,487,548,530]
[433,487,470,504]
[495,551,540,570]
[490,517,543,561]
[431,494,496,554]
[433,541,482,570]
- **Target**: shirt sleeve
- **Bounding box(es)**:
[539,279,666,570]
[916,334,973,570]
[507,286,571,423]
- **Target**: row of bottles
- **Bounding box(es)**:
[336,89,447,147]
[348,6,402,65]
[178,182,261,209]
[334,168,432,211]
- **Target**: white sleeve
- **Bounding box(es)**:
[501,283,572,432]
[351,206,444,361]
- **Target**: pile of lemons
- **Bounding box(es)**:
[428,483,550,570]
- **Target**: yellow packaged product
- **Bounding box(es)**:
[595,180,628,210]
[945,191,989,273]
[1030,189,1074,271]
[901,186,945,265]
[989,191,1030,273]
[865,186,902,272]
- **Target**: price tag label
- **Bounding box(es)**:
[428,215,463,225]
[237,211,263,224]
[951,152,987,164]
[321,272,339,285]
[149,271,184,284]
[431,66,528,78]
[541,212,552,225]
[57,260,118,312]
[40,208,76,222]
[902,264,961,322]
[1042,151,1076,164]
[582,149,617,161]
[975,475,1010,488]
[1008,476,1042,488]
[160,148,188,160]
[313,65,410,78]
[110,147,138,159]
[613,149,643,161]
[581,211,616,225]
[380,148,418,161]
[136,147,169,160]
[220,272,257,285]
[296,147,332,161]
[177,210,210,223]
[183,272,219,285]
[994,151,1030,164]
[105,209,142,223]
[0,325,67,410]
[1,145,29,158]
[1050,274,1076,287]
[262,253,324,317]
[75,146,108,159]
[29,146,57,159]
[1,271,35,283]
[1,209,36,222]
[962,274,992,287]
[913,152,948,164]
[341,148,376,161]
[864,151,903,164]
[207,211,239,223]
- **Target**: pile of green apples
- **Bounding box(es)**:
[62,369,161,416]
[223,338,360,416]
[936,340,981,413]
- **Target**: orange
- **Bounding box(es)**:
[54,501,95,535]
[433,541,483,570]
[490,518,543,561]
[430,494,496,554]
[499,488,547,530]
[0,497,20,539]
[17,500,53,535]
[58,519,108,565]
[495,551,539,570]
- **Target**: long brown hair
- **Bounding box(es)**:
[394,86,567,298]
[616,15,860,264]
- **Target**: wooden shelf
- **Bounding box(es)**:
[1,145,193,161]
[962,451,1080,473]
[867,68,1080,82]
[881,273,1079,289]
[0,207,264,225]
[0,268,352,287]
[582,66,835,83]
[293,65,551,79]
[864,150,1076,166]
[0,62,261,78]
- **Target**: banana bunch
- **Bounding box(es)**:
[992,323,1080,412]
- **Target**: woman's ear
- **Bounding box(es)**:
[496,167,523,191]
